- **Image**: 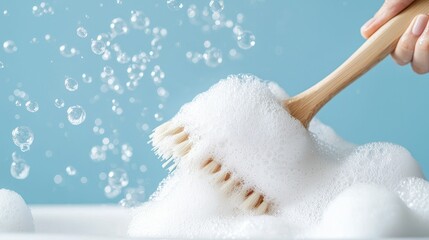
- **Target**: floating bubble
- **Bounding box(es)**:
[103,66,114,76]
[154,113,163,121]
[187,5,198,19]
[126,80,139,91]
[3,40,17,53]
[76,27,88,38]
[15,100,22,107]
[90,146,106,161]
[209,0,224,13]
[64,77,79,91]
[104,185,121,199]
[10,155,30,180]
[167,0,183,11]
[12,126,34,152]
[139,165,148,173]
[157,87,169,98]
[151,65,165,84]
[80,177,88,184]
[59,44,79,57]
[91,40,106,55]
[66,166,77,176]
[53,174,63,184]
[237,30,256,50]
[203,47,223,67]
[0,61,4,69]
[67,105,86,125]
[81,73,92,83]
[54,98,65,108]
[130,11,150,29]
[110,18,129,36]
[108,168,129,188]
[25,100,39,112]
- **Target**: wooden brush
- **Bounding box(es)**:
[151,0,429,215]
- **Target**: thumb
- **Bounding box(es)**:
[361,0,415,39]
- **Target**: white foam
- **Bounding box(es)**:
[130,74,428,238]
[0,189,34,233]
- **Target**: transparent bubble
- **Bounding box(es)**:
[121,144,133,162]
[54,175,63,184]
[130,11,150,29]
[108,168,129,189]
[237,31,256,50]
[81,73,92,83]
[66,166,77,176]
[59,44,79,57]
[54,98,65,108]
[80,177,88,184]
[126,80,139,91]
[12,126,34,152]
[67,105,86,125]
[91,40,106,55]
[15,100,21,107]
[3,40,17,53]
[64,77,79,91]
[151,65,165,85]
[104,185,121,199]
[103,66,114,76]
[167,0,183,11]
[90,146,106,161]
[0,61,4,69]
[76,27,88,38]
[140,164,148,173]
[119,187,145,208]
[154,113,163,121]
[157,87,169,98]
[25,100,39,112]
[203,47,223,67]
[209,0,224,13]
[187,5,198,19]
[10,157,30,180]
[110,18,129,36]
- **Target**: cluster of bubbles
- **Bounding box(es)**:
[3,40,18,53]
[92,118,106,135]
[32,2,54,17]
[10,152,30,180]
[182,2,256,67]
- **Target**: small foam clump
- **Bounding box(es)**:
[0,189,34,232]
[129,74,428,238]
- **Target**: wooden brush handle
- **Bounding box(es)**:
[285,0,429,128]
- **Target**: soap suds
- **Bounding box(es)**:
[0,189,34,233]
[129,74,428,238]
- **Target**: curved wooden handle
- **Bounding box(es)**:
[285,0,429,128]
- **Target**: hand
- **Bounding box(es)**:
[361,0,429,74]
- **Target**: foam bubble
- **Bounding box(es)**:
[129,75,428,238]
[0,189,34,232]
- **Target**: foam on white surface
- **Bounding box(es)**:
[0,189,34,233]
[129,74,428,238]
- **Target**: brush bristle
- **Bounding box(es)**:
[151,121,271,214]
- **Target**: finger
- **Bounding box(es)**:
[412,21,429,74]
[361,0,415,39]
[392,14,428,65]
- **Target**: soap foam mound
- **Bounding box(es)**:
[0,189,34,232]
[130,74,428,238]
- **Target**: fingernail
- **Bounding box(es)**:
[361,17,375,32]
[412,15,428,36]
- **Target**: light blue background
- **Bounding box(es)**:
[0,0,428,204]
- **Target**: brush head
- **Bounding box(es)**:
[150,120,271,214]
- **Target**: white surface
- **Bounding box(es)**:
[0,205,132,239]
